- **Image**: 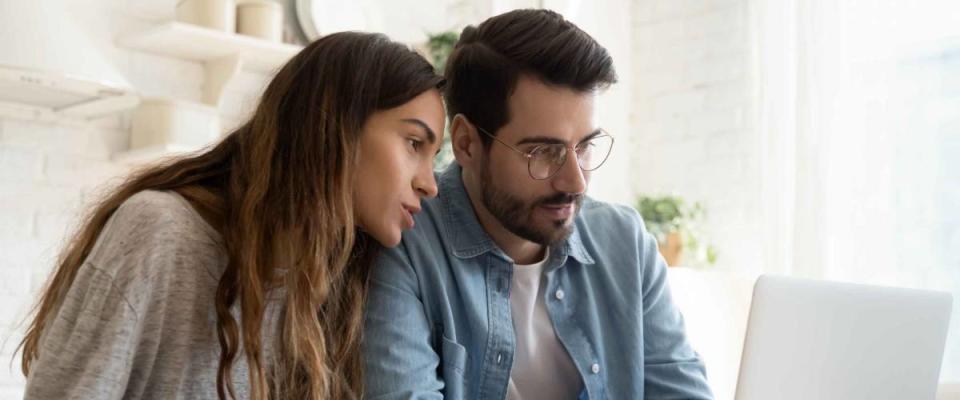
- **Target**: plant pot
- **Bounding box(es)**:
[658,231,683,267]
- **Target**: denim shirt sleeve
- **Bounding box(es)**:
[363,243,444,400]
[632,210,714,399]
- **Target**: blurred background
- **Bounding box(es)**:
[0,0,957,399]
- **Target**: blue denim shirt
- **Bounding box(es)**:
[363,164,714,400]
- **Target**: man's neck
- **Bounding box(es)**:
[462,173,546,265]
[493,234,545,266]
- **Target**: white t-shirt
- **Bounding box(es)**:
[506,249,584,400]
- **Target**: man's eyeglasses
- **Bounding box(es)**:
[476,126,614,180]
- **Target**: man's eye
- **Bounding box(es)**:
[534,146,564,159]
[577,141,596,153]
[529,146,551,157]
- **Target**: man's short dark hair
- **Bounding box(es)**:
[444,9,617,145]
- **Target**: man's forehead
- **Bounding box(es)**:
[502,78,600,140]
[498,113,601,143]
[507,79,598,112]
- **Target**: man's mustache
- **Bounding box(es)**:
[535,193,582,207]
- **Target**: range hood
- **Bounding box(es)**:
[0,64,138,120]
[0,1,139,121]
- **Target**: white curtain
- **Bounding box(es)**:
[753,0,960,381]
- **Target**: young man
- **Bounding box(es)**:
[363,9,714,400]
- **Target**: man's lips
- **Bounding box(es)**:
[538,202,575,219]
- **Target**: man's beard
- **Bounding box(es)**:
[480,161,582,246]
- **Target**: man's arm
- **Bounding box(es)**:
[363,244,444,400]
[634,211,715,399]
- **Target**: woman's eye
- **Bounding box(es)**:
[407,138,423,151]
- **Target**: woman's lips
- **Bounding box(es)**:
[401,205,418,229]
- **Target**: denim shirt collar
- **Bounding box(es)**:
[438,163,595,266]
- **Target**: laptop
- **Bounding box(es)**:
[735,275,954,400]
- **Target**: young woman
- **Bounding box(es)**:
[17,31,445,399]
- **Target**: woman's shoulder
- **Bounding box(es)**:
[115,190,220,238]
[85,190,227,289]
[98,190,223,255]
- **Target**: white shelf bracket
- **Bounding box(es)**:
[203,54,243,108]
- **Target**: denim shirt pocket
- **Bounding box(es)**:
[440,336,469,399]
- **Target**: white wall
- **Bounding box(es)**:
[628,0,756,271]
[644,1,960,398]
[624,2,756,398]
[0,0,280,396]
[0,116,130,398]
[299,0,480,44]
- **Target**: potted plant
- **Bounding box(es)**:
[425,30,459,168]
[426,31,459,74]
[635,195,717,267]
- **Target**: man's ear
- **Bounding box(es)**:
[450,114,480,167]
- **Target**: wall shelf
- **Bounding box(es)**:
[118,22,302,74]
[118,22,302,106]
[115,21,303,163]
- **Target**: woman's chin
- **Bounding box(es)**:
[370,229,402,248]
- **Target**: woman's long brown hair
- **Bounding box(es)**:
[16,32,444,399]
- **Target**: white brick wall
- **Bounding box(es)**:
[0,118,132,398]
[629,3,753,396]
[630,2,960,398]
[629,0,757,274]
[0,1,266,396]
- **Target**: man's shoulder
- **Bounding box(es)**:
[577,197,644,231]
[571,197,654,259]
[405,193,449,240]
[382,193,452,265]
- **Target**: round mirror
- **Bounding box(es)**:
[294,0,383,41]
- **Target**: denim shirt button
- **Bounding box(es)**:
[497,353,503,364]
[591,363,600,374]
[555,289,565,300]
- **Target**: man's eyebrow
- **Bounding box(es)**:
[401,119,436,144]
[577,129,605,144]
[516,136,565,146]
[515,129,604,146]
